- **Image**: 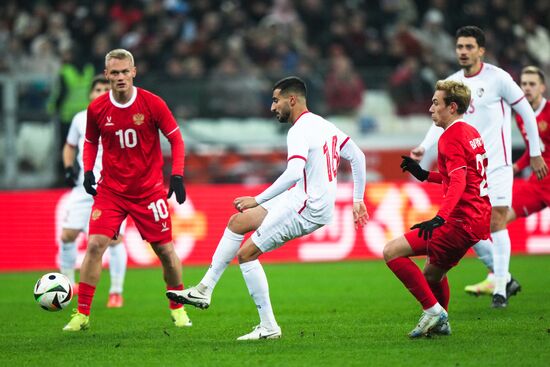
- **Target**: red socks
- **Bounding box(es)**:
[386,257,437,310]
[77,282,96,316]
[428,277,450,311]
[167,284,184,310]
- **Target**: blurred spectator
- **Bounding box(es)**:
[389,57,432,115]
[324,53,365,116]
[514,15,550,68]
[47,45,95,147]
[413,9,455,63]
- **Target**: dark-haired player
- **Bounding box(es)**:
[167,76,369,340]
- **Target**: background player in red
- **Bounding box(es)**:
[385,80,491,337]
[63,49,190,331]
[465,66,550,296]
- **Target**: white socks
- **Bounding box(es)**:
[473,239,494,270]
[200,228,244,295]
[492,229,511,296]
[108,243,127,294]
[424,303,444,316]
[240,260,278,330]
[59,240,77,285]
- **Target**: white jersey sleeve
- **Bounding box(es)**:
[419,123,444,151]
[66,114,81,147]
[340,138,366,202]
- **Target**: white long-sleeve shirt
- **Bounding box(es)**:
[420,63,541,171]
[255,111,366,225]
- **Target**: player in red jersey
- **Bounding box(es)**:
[466,66,550,295]
[63,49,191,331]
[385,80,491,337]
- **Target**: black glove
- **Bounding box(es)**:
[83,171,97,196]
[410,215,445,240]
[168,175,186,204]
[400,156,429,182]
[64,166,76,187]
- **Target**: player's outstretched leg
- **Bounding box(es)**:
[166,285,211,309]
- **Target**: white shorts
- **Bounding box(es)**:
[62,186,126,235]
[486,165,513,207]
[62,186,94,230]
[253,194,323,253]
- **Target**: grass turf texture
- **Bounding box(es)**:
[1,255,549,366]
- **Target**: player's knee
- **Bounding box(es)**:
[227,213,248,235]
[423,271,441,283]
[86,238,109,258]
[383,240,398,262]
[61,230,78,243]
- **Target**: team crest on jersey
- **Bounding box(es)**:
[476,88,484,98]
[539,120,548,132]
[91,209,102,220]
[133,113,145,125]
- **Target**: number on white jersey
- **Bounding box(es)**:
[115,128,138,148]
[476,153,489,196]
[323,135,340,182]
[148,199,169,222]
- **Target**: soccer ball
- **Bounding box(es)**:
[33,272,73,311]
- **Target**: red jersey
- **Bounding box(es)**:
[84,87,184,199]
[436,121,491,239]
[514,98,550,174]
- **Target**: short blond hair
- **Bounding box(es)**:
[521,65,545,84]
[105,49,134,67]
[435,80,471,114]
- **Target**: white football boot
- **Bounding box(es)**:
[166,286,211,309]
[237,325,282,341]
[408,310,448,338]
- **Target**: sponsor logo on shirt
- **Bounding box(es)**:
[91,209,102,220]
[106,116,114,126]
[133,113,145,126]
[476,88,484,98]
[161,222,170,232]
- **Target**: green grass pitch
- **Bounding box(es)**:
[1,256,549,366]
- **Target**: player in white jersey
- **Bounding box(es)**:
[410,26,548,308]
[59,76,128,308]
[166,77,369,340]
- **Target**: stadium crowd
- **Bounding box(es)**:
[1,0,549,118]
[0,0,549,185]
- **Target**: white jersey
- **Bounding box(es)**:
[66,110,103,186]
[446,63,524,170]
[285,112,350,224]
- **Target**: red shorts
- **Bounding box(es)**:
[89,187,172,244]
[404,222,480,270]
[512,179,550,218]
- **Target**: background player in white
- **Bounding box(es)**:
[167,77,369,340]
[60,75,127,308]
[410,26,547,308]
[466,66,550,296]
